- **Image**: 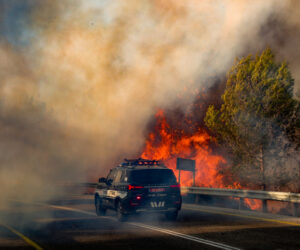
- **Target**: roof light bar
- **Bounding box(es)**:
[122,158,161,166]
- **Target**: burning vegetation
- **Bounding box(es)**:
[141,49,300,212]
[141,108,267,210]
[142,49,299,192]
[141,109,238,188]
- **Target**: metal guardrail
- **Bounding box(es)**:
[79,183,300,216]
[181,187,300,203]
[181,186,300,216]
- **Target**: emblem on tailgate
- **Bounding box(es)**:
[150,201,165,208]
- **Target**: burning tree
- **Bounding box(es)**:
[205,48,300,190]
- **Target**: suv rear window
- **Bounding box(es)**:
[129,169,176,185]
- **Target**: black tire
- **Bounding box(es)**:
[95,196,106,216]
[165,210,178,221]
[116,201,127,222]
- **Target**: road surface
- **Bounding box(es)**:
[1,196,300,249]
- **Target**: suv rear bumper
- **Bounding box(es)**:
[122,200,181,214]
[135,207,179,213]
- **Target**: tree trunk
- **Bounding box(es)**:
[260,144,266,191]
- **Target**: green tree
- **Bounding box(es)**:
[204,48,299,190]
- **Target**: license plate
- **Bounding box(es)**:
[150,188,165,192]
[150,201,165,208]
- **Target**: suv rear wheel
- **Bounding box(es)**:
[95,196,106,216]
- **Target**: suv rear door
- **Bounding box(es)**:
[129,169,180,209]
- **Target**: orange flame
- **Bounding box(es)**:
[141,109,293,213]
[141,110,240,188]
[141,110,266,210]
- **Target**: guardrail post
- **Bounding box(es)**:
[293,203,299,217]
[239,198,244,210]
[262,199,267,213]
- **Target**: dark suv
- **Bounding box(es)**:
[94,158,181,221]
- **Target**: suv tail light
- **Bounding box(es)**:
[170,184,180,188]
[130,195,142,206]
[128,184,144,190]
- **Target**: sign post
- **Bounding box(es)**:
[176,158,196,186]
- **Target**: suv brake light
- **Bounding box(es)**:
[170,184,180,188]
[128,184,143,190]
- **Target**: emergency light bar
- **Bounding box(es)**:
[121,158,161,166]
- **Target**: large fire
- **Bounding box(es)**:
[141,110,263,210]
[141,110,241,188]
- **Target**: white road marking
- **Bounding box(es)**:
[42,204,241,250]
[129,222,241,250]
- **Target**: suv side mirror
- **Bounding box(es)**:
[98,177,106,183]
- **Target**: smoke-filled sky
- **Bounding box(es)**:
[0,0,299,204]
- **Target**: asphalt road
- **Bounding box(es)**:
[1,196,300,250]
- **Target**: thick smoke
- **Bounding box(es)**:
[0,0,299,210]
[256,0,300,98]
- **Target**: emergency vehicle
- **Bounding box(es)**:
[94,158,182,221]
